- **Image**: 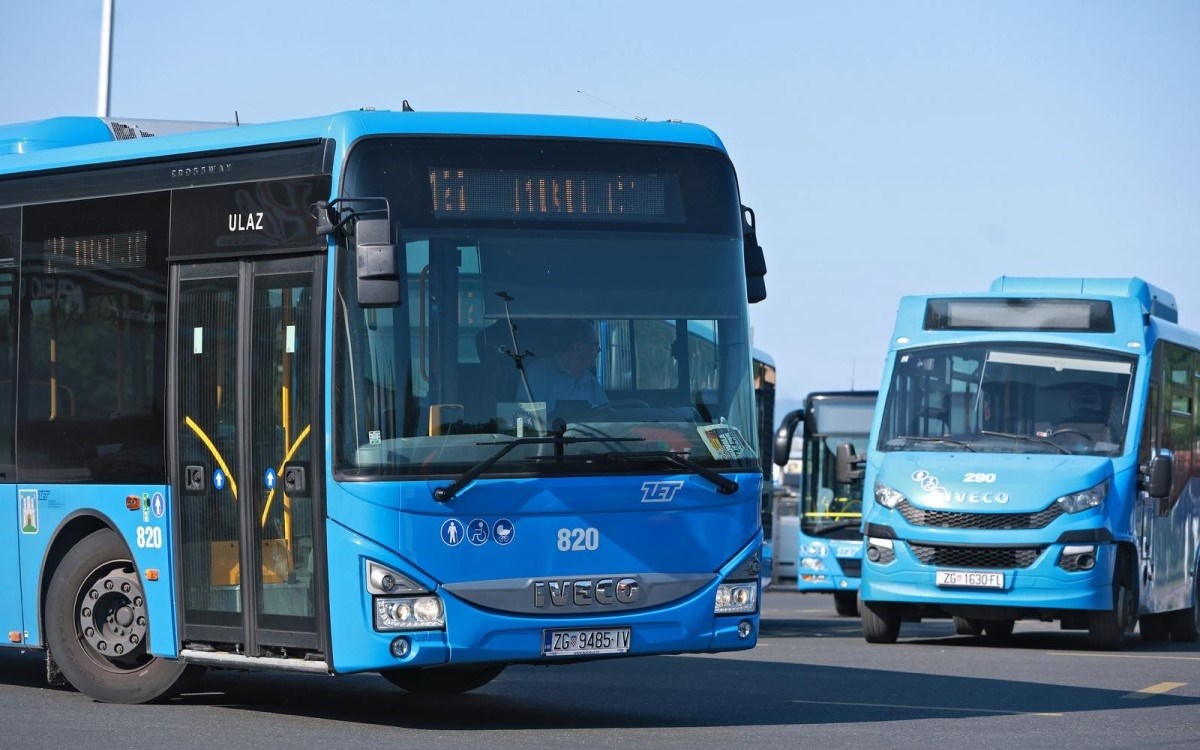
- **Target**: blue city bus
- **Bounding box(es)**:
[772,391,875,615]
[0,109,769,702]
[752,349,777,574]
[855,277,1200,648]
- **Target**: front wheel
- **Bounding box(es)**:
[1087,561,1134,650]
[380,665,505,695]
[1167,572,1200,642]
[45,529,200,703]
[860,594,900,643]
[833,591,859,617]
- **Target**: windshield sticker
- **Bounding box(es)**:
[697,425,751,460]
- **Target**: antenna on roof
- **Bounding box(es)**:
[576,90,646,121]
[402,100,415,112]
[234,111,240,126]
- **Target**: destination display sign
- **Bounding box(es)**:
[428,167,680,223]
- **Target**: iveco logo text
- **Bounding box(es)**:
[170,163,233,179]
[949,491,1010,504]
[533,578,639,608]
[641,480,685,503]
[912,470,1008,504]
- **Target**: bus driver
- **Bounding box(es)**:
[519,320,609,412]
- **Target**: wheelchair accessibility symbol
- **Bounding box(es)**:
[467,518,489,546]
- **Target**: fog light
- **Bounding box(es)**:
[737,620,753,639]
[391,636,411,657]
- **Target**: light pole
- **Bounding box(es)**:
[97,0,114,117]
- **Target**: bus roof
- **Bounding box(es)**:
[989,276,1177,324]
[0,110,728,175]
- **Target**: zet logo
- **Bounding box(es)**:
[641,480,685,503]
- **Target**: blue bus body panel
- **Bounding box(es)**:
[12,484,178,656]
[324,472,762,672]
[861,453,1138,611]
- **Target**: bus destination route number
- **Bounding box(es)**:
[542,627,631,657]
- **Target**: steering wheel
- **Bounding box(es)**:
[591,399,651,412]
[1050,428,1094,442]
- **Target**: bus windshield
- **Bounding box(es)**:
[802,434,869,536]
[334,137,758,478]
[877,343,1136,456]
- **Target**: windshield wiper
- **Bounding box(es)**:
[597,450,739,495]
[888,435,977,452]
[978,430,1071,455]
[433,433,645,502]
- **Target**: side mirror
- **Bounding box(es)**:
[773,409,804,467]
[355,217,400,307]
[1144,448,1174,499]
[836,443,865,484]
[742,205,767,304]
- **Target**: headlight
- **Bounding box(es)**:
[375,596,445,630]
[715,583,758,614]
[874,481,905,509]
[799,557,826,570]
[799,542,828,557]
[1055,479,1109,514]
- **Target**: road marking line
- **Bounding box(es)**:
[1049,652,1200,662]
[788,699,1061,717]
[1120,682,1187,700]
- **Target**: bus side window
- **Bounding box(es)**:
[17,193,169,483]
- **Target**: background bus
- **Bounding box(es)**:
[753,349,777,573]
[856,277,1200,648]
[771,391,875,614]
[0,109,769,702]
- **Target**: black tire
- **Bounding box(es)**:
[380,665,505,695]
[833,591,859,617]
[1167,573,1200,642]
[1087,557,1134,650]
[982,619,1015,641]
[953,616,983,636]
[45,528,200,703]
[1139,612,1171,642]
[860,595,900,644]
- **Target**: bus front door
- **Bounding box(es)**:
[172,256,325,657]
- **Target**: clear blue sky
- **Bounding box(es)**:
[4,1,1198,415]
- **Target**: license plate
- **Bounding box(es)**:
[936,570,1005,589]
[542,627,631,656]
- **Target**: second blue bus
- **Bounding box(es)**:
[856,277,1199,648]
